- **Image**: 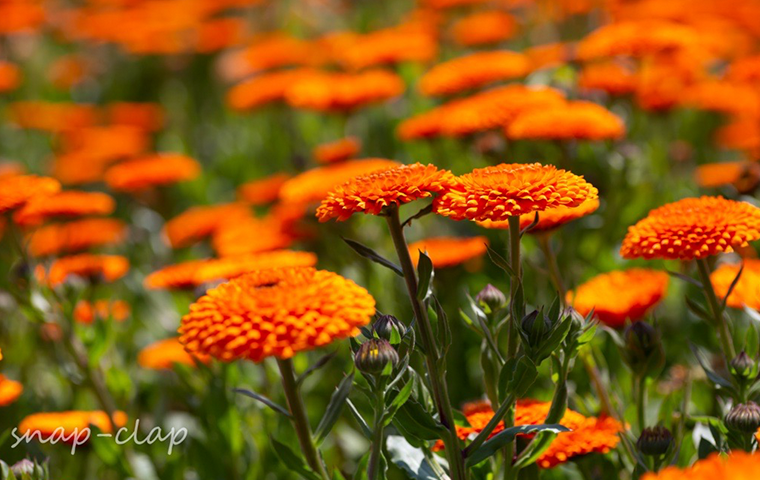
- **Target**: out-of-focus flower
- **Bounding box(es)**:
[8,102,98,132]
[715,117,760,160]
[13,191,115,226]
[0,162,25,178]
[641,450,760,479]
[478,198,600,232]
[576,21,704,61]
[211,216,295,257]
[226,68,318,111]
[44,254,129,286]
[0,2,45,34]
[195,17,246,53]
[507,101,626,141]
[48,55,89,91]
[317,163,455,222]
[578,62,637,96]
[313,137,361,164]
[221,34,319,81]
[419,0,489,8]
[434,163,598,223]
[237,173,291,205]
[105,154,201,192]
[566,269,669,328]
[695,161,760,193]
[0,375,23,406]
[163,203,251,248]
[638,426,674,456]
[28,218,127,257]
[0,175,61,214]
[524,42,573,71]
[620,197,760,260]
[408,236,488,268]
[711,259,760,310]
[450,11,518,47]
[0,61,21,92]
[138,338,210,370]
[726,54,760,84]
[74,300,130,325]
[284,69,404,112]
[179,267,376,362]
[144,259,208,290]
[18,411,128,439]
[420,51,530,97]
[193,250,319,285]
[681,81,760,118]
[106,102,165,132]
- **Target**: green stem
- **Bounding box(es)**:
[635,375,647,433]
[696,258,736,360]
[503,216,522,480]
[368,379,387,480]
[276,358,331,480]
[537,233,566,301]
[385,206,468,480]
[580,348,614,415]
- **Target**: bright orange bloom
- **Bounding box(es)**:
[507,101,626,141]
[695,161,760,192]
[576,21,704,61]
[138,338,210,370]
[61,125,150,160]
[408,237,488,268]
[106,102,165,132]
[726,54,760,84]
[0,375,23,407]
[420,51,530,97]
[524,42,572,71]
[317,163,456,222]
[578,62,637,96]
[28,218,127,257]
[0,162,25,179]
[226,68,318,111]
[13,191,115,226]
[420,0,488,8]
[232,34,319,78]
[18,411,128,439]
[715,117,760,159]
[567,269,669,328]
[237,173,291,205]
[74,300,130,325]
[105,154,201,192]
[710,260,760,310]
[144,259,208,290]
[0,175,61,214]
[620,197,760,260]
[450,11,518,47]
[179,267,376,362]
[8,102,98,132]
[313,137,361,164]
[284,69,404,112]
[479,198,600,232]
[434,163,598,223]
[163,203,251,248]
[45,254,129,286]
[0,61,21,92]
[0,2,44,34]
[193,250,318,285]
[211,215,295,257]
[641,451,760,480]
[195,17,246,53]
[681,81,760,118]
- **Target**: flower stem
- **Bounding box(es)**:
[634,374,647,433]
[385,206,468,480]
[367,381,387,480]
[276,358,330,480]
[537,233,566,300]
[695,258,736,360]
[503,216,522,480]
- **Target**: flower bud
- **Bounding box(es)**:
[637,426,673,456]
[373,314,405,343]
[521,310,551,348]
[354,339,399,375]
[475,284,506,313]
[11,459,35,476]
[725,401,760,433]
[730,351,756,380]
[623,321,665,377]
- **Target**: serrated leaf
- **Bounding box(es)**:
[342,237,403,277]
[233,388,293,418]
[466,424,569,467]
[416,252,434,301]
[666,270,703,288]
[271,438,322,480]
[314,373,354,445]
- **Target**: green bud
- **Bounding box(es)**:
[637,426,673,456]
[475,284,506,313]
[725,401,760,433]
[354,339,399,375]
[729,351,757,381]
[521,310,551,348]
[622,321,665,377]
[373,314,405,343]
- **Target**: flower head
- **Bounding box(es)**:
[193,250,318,285]
[420,51,530,97]
[138,338,210,370]
[18,411,128,439]
[576,21,703,61]
[285,69,404,112]
[107,102,165,132]
[237,173,291,206]
[695,161,760,193]
[45,254,129,286]
[105,154,201,192]
[620,197,760,260]
[163,203,251,248]
[313,137,361,164]
[641,451,760,480]
[28,218,127,257]
[227,68,318,111]
[144,259,208,290]
[179,267,376,362]
[0,61,21,93]
[711,259,760,310]
[13,191,115,226]
[578,62,637,96]
[478,198,600,232]
[408,236,488,268]
[0,175,61,214]
[450,11,518,47]
[0,375,23,406]
[507,101,626,141]
[74,300,130,325]
[211,216,294,257]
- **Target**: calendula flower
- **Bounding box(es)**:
[238,173,291,205]
[566,269,669,328]
[0,2,44,34]
[212,217,295,257]
[681,81,760,117]
[313,137,361,164]
[232,33,318,78]
[13,191,115,226]
[106,102,165,132]
[18,411,128,439]
[576,21,703,61]
[0,375,23,406]
[578,62,637,96]
[420,51,530,97]
[507,101,626,141]
[44,254,129,286]
[450,11,518,47]
[726,54,760,84]
[74,300,130,325]
[0,175,61,214]
[193,250,318,285]
[695,161,760,192]
[434,163,598,223]
[0,61,21,92]
[179,267,376,362]
[138,338,210,370]
[641,451,760,480]
[9,101,98,132]
[144,259,208,290]
[60,126,149,162]
[710,260,760,310]
[317,163,456,222]
[478,198,600,232]
[28,218,127,257]
[227,68,318,111]
[105,154,201,192]
[420,0,488,8]
[408,236,488,268]
[329,23,437,71]
[525,42,572,71]
[715,117,760,159]
[163,203,251,248]
[195,17,246,53]
[620,197,760,260]
[284,69,404,112]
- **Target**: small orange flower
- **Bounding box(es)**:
[578,62,637,96]
[576,21,702,61]
[0,375,23,406]
[18,411,128,439]
[328,23,438,71]
[163,203,251,248]
[13,191,116,226]
[0,61,21,93]
[620,197,760,260]
[695,161,760,192]
[420,51,531,97]
[478,198,600,232]
[0,162,25,178]
[179,267,376,362]
[195,17,246,53]
[74,300,131,325]
[237,173,291,205]
[715,116,760,159]
[450,11,518,47]
[641,451,760,480]
[420,0,489,8]
[524,42,572,71]
[105,154,201,192]
[193,250,318,285]
[28,218,127,257]
[0,2,44,34]
[710,260,760,310]
[45,254,129,286]
[48,55,88,90]
[284,69,404,112]
[507,101,626,141]
[138,338,210,370]
[313,137,361,164]
[681,81,760,117]
[726,54,760,84]
[434,163,598,223]
[408,237,488,268]
[9,101,98,132]
[106,102,165,132]
[212,217,295,257]
[566,269,669,328]
[235,34,318,76]
[317,163,456,222]
[0,174,61,214]
[226,68,318,111]
[60,126,150,161]
[144,259,208,290]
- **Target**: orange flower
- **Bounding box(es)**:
[179,267,376,362]
[74,300,131,325]
[478,198,600,232]
[226,68,318,111]
[450,11,518,47]
[195,17,246,53]
[726,54,760,84]
[566,269,669,328]
[641,451,760,480]
[28,218,127,257]
[193,250,318,285]
[434,163,598,223]
[48,55,88,90]
[138,338,210,370]
[317,163,456,222]
[237,173,291,205]
[524,42,573,71]
[0,375,23,407]
[106,102,165,132]
[420,0,489,8]
[408,237,488,268]
[695,161,760,192]
[284,69,404,112]
[18,411,128,439]
[328,23,438,71]
[710,260,760,310]
[420,51,530,97]
[0,61,21,92]
[60,125,150,161]
[144,259,208,290]
[0,162,25,179]
[0,175,61,214]
[578,62,637,96]
[715,117,760,159]
[105,154,201,192]
[507,101,626,141]
[13,191,115,226]
[212,216,295,257]
[45,254,129,286]
[8,102,98,132]
[313,137,361,164]
[163,203,251,248]
[234,34,319,77]
[576,21,703,61]
[620,197,760,260]
[681,81,760,117]
[0,2,45,34]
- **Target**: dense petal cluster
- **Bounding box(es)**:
[13,191,115,226]
[641,451,760,480]
[193,251,318,284]
[163,203,251,248]
[710,260,760,310]
[138,338,210,370]
[506,101,626,141]
[0,175,61,214]
[620,197,760,260]
[313,137,361,164]
[237,173,291,205]
[450,11,518,47]
[420,51,530,96]
[105,154,201,192]
[179,267,376,362]
[27,218,127,257]
[45,254,130,286]
[408,236,488,268]
[18,411,128,439]
[478,198,600,232]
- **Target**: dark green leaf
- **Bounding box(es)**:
[271,438,322,480]
[721,263,744,313]
[402,204,434,228]
[466,424,568,467]
[346,398,373,440]
[392,398,446,443]
[486,245,515,277]
[233,388,292,418]
[666,270,703,288]
[297,351,338,387]
[698,437,718,459]
[314,373,354,445]
[416,251,434,301]
[383,379,415,427]
[342,237,403,277]
[685,297,712,322]
[690,345,736,392]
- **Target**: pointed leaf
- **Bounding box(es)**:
[383,380,415,427]
[720,263,744,312]
[685,297,712,322]
[690,345,735,392]
[466,424,569,467]
[297,351,338,387]
[271,438,323,480]
[666,270,703,288]
[386,435,445,480]
[233,388,292,418]
[342,237,403,277]
[346,398,373,440]
[314,373,354,445]
[416,252,434,301]
[402,204,434,228]
[486,245,515,277]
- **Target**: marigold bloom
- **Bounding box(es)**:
[18,411,128,439]
[507,101,626,141]
[434,163,598,223]
[479,198,600,232]
[681,81,760,117]
[313,137,361,164]
[212,217,295,257]
[144,259,208,290]
[0,2,44,34]
[233,34,318,77]
[641,451,760,480]
[138,338,211,370]
[420,0,488,8]
[0,375,23,406]
[450,11,518,47]
[8,102,98,132]
[620,197,760,260]
[420,51,530,97]
[329,24,438,71]
[74,300,131,325]
[408,237,488,268]
[0,175,61,214]
[0,61,21,92]
[28,218,127,257]
[195,17,246,53]
[226,68,317,111]
[567,269,669,328]
[105,154,201,192]
[284,69,404,112]
[578,62,637,96]
[525,42,572,71]
[710,260,760,310]
[695,161,760,192]
[60,126,150,161]
[163,203,251,248]
[237,173,291,205]
[193,250,318,285]
[0,162,25,179]
[317,163,456,222]
[106,102,165,132]
[715,117,760,159]
[45,254,129,286]
[179,267,376,362]
[726,55,760,84]
[576,21,703,61]
[13,191,116,226]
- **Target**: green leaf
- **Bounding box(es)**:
[666,270,703,288]
[432,297,451,367]
[685,297,712,322]
[386,435,445,480]
[346,398,373,440]
[353,452,370,480]
[720,263,744,312]
[297,351,338,387]
[392,398,446,443]
[416,251,434,301]
[697,437,718,459]
[382,379,414,427]
[486,245,515,277]
[402,204,433,228]
[690,345,736,392]
[342,237,403,277]
[271,439,322,480]
[314,373,354,445]
[233,388,292,418]
[498,356,537,401]
[466,424,569,467]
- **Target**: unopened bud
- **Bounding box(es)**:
[725,402,760,433]
[354,339,399,375]
[373,314,405,343]
[730,351,756,380]
[623,321,665,377]
[521,310,551,348]
[11,459,35,476]
[475,284,506,313]
[637,426,673,456]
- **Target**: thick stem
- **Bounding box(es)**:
[276,358,330,480]
[696,259,736,360]
[385,207,468,480]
